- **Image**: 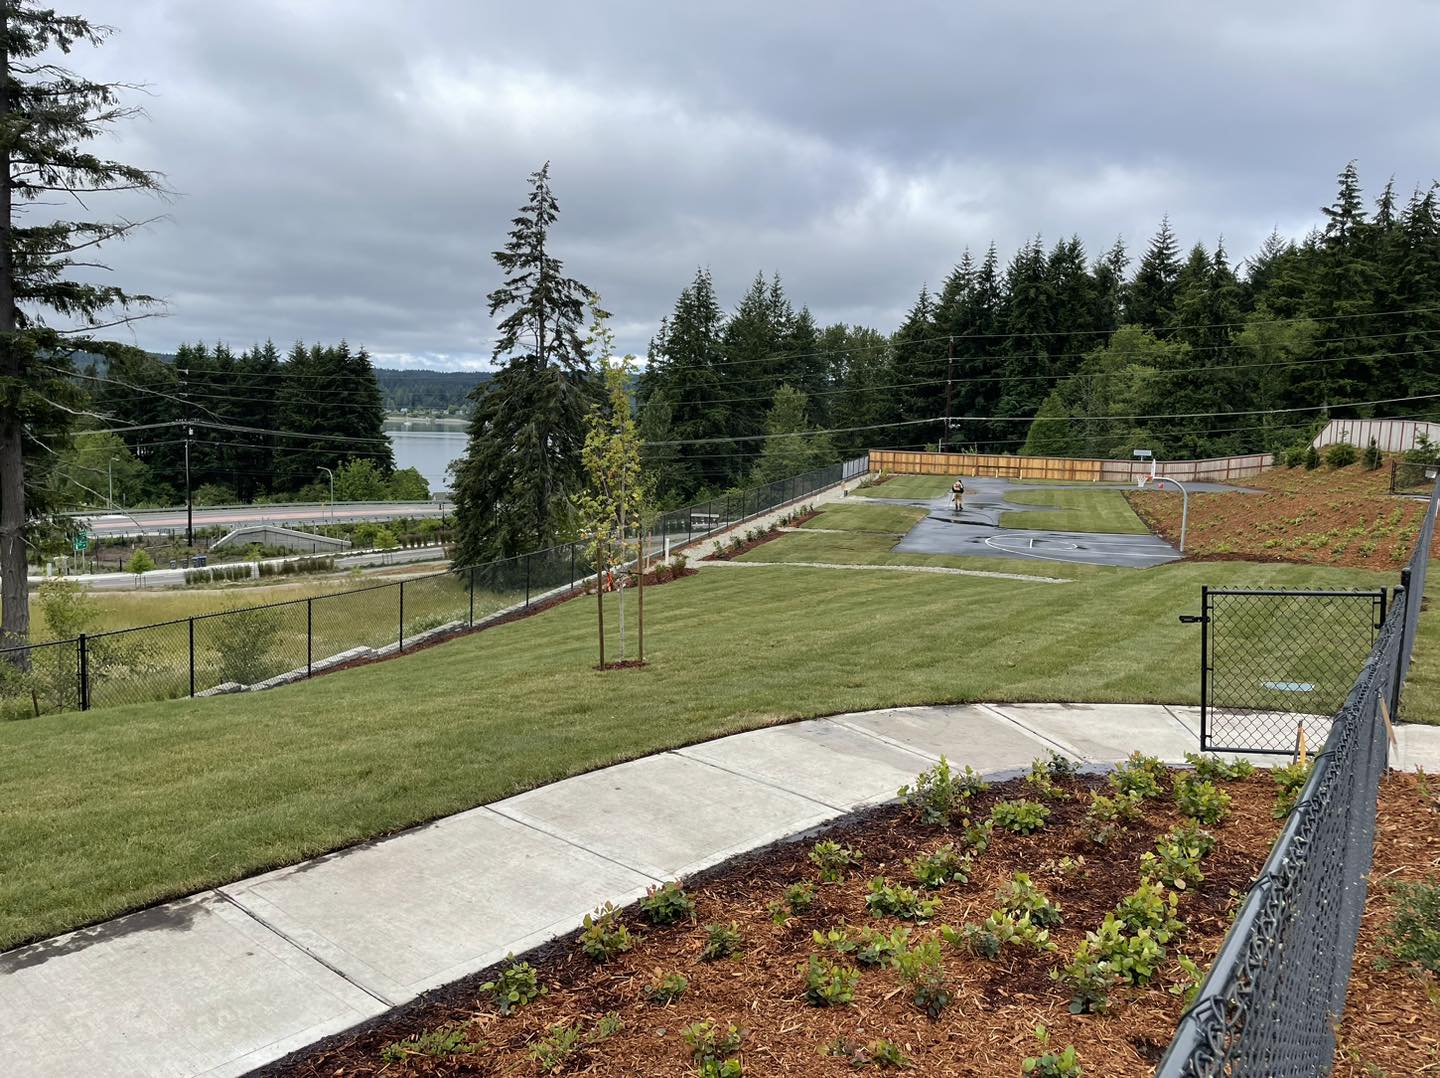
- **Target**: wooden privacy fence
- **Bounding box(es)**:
[868,449,1274,483]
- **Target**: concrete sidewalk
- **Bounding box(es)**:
[4,702,1438,1078]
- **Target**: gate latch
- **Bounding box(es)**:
[1178,614,1208,624]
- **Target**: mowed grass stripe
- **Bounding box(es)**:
[999,488,1151,534]
[0,557,1394,950]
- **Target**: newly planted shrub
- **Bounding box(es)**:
[1114,879,1185,943]
[1084,914,1166,986]
[681,1019,743,1064]
[645,970,689,1004]
[1183,752,1255,782]
[479,957,544,1015]
[1169,954,1205,1005]
[1167,820,1218,858]
[997,872,1063,928]
[1053,939,1118,1014]
[697,1061,743,1078]
[1174,773,1231,825]
[961,817,995,854]
[640,881,696,925]
[947,910,1055,958]
[1364,438,1383,470]
[770,881,817,923]
[1025,753,1076,799]
[1377,878,1440,973]
[380,1023,482,1062]
[810,839,864,883]
[800,954,861,1006]
[1022,1026,1082,1078]
[1272,759,1314,818]
[898,756,986,825]
[1108,752,1166,799]
[865,877,941,921]
[908,843,973,889]
[1141,834,1206,890]
[530,1013,622,1071]
[812,920,858,958]
[825,1037,911,1069]
[854,924,911,966]
[700,921,743,961]
[893,938,952,1019]
[579,903,634,962]
[990,799,1051,834]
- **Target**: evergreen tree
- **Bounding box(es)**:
[949,243,1004,448]
[993,238,1053,443]
[720,272,792,479]
[892,285,944,446]
[827,324,898,457]
[0,1,163,647]
[749,385,836,483]
[1126,217,1181,327]
[1092,237,1129,330]
[452,163,597,564]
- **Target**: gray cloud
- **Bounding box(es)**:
[59,0,1440,368]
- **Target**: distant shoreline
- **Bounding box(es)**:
[384,415,468,431]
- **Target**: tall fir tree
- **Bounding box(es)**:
[452,164,597,563]
[1126,217,1181,327]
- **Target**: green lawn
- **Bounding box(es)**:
[0,548,1398,952]
[1401,571,1440,725]
[853,475,957,499]
[1000,488,1151,534]
[800,501,926,534]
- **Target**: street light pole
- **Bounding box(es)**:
[184,426,194,547]
[107,456,115,509]
[318,466,334,522]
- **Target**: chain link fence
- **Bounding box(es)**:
[1390,458,1439,494]
[0,457,865,718]
[1159,475,1440,1077]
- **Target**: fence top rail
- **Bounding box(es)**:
[0,635,81,655]
[1206,587,1389,599]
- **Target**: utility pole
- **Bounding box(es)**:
[318,466,334,522]
[184,425,193,547]
[108,456,115,509]
[941,337,955,453]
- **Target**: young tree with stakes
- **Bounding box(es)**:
[1,1,163,653]
[576,299,649,669]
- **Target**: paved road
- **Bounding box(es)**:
[75,501,451,538]
[879,477,1184,568]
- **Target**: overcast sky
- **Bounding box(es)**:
[63,1,1440,370]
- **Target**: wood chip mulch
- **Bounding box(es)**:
[259,770,1295,1078]
[705,512,820,561]
[1333,770,1440,1075]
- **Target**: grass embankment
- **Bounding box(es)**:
[798,502,927,534]
[853,475,956,499]
[0,540,1394,951]
[1128,461,1428,570]
[1000,488,1151,534]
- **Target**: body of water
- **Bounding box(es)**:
[388,428,468,493]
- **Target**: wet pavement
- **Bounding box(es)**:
[880,477,1184,568]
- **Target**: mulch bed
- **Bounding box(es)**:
[315,565,697,678]
[1333,770,1440,1075]
[706,512,820,561]
[261,769,1287,1077]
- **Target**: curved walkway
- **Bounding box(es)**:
[5,702,1439,1078]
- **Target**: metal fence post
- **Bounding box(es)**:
[469,566,476,626]
[525,554,531,606]
[570,545,576,592]
[1199,586,1209,750]
[306,599,313,678]
[78,634,89,711]
[398,580,405,652]
[1392,573,1410,717]
[188,619,195,697]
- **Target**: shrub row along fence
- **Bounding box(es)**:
[0,456,867,720]
[1158,475,1440,1076]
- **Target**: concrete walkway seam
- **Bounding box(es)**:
[977,703,1093,762]
[478,806,669,886]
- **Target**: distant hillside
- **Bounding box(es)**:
[375,368,490,415]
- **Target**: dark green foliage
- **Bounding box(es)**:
[997,872,1063,928]
[379,1022,483,1062]
[809,839,863,883]
[452,164,597,564]
[1272,759,1315,818]
[898,756,987,826]
[529,1012,621,1071]
[893,938,952,1019]
[990,799,1051,834]
[1364,438,1384,470]
[1325,441,1359,468]
[800,954,860,1006]
[1083,791,1142,846]
[639,881,696,926]
[1305,444,1322,469]
[1183,753,1256,782]
[681,1019,743,1064]
[1054,939,1118,1014]
[864,878,941,921]
[908,843,973,889]
[1108,752,1167,799]
[1377,878,1440,973]
[700,921,743,961]
[1173,774,1231,824]
[1022,1026,1083,1078]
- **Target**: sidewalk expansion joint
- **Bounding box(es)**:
[212,889,395,1008]
[480,807,667,885]
[975,703,1090,763]
[1162,704,1201,741]
[667,749,850,813]
[825,717,946,764]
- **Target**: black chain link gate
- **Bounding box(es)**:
[1190,586,1387,754]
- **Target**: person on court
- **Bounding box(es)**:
[951,477,965,511]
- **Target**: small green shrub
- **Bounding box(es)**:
[478,957,544,1015]
[1326,441,1358,468]
[1169,953,1205,1006]
[1022,1026,1082,1078]
[1364,438,1383,471]
[640,881,696,925]
[1084,914,1166,986]
[990,799,1050,834]
[1304,444,1321,469]
[1184,752,1256,782]
[1377,878,1440,973]
[697,1061,743,1078]
[809,839,863,883]
[1108,752,1166,799]
[825,1037,911,1069]
[1082,791,1142,846]
[1114,879,1185,943]
[1168,820,1218,858]
[1053,939,1118,1014]
[908,843,973,889]
[811,920,858,958]
[1141,834,1206,890]
[853,924,911,966]
[379,1022,482,1062]
[681,1019,743,1064]
[897,756,986,825]
[865,877,941,921]
[800,954,860,1006]
[579,903,634,962]
[961,817,995,854]
[945,910,1054,958]
[645,970,689,1004]
[125,548,156,575]
[1272,759,1314,818]
[700,921,743,961]
[770,881,817,923]
[997,872,1063,928]
[1025,752,1078,799]
[893,937,952,1019]
[529,1012,621,1070]
[1174,773,1231,825]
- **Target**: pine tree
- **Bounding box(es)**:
[893,285,944,447]
[720,272,792,480]
[993,239,1053,441]
[1,1,164,648]
[827,324,897,457]
[1126,217,1181,327]
[950,243,1003,448]
[749,386,836,484]
[452,163,596,564]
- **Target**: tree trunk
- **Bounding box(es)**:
[595,557,605,669]
[0,5,28,656]
[637,529,645,664]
